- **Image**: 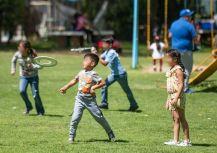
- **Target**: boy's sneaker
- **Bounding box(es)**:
[177,140,192,147]
[37,113,44,116]
[68,137,74,144]
[128,105,139,111]
[99,103,108,109]
[23,108,33,115]
[108,131,115,142]
[184,89,194,94]
[164,140,179,146]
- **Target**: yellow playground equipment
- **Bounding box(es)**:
[189,49,217,85]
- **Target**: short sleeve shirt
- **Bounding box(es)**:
[101,49,126,75]
[75,70,102,95]
[150,42,165,59]
[169,18,197,52]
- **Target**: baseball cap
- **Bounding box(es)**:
[102,37,114,44]
[179,9,194,17]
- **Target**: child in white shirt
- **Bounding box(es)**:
[148,36,166,72]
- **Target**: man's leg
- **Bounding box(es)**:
[100,74,116,108]
[19,77,33,112]
[85,99,113,137]
[117,73,138,110]
[30,76,45,115]
[69,97,85,140]
[181,51,193,92]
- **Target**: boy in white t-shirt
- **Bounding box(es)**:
[148,36,166,72]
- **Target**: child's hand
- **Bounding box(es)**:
[59,86,67,94]
[165,101,170,109]
[170,98,178,105]
[90,87,96,96]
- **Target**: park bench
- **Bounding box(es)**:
[47,30,114,47]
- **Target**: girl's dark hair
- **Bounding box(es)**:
[20,40,36,57]
[166,49,185,72]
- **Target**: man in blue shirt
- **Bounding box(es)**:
[99,38,139,111]
[169,9,198,93]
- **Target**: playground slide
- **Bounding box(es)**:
[189,58,217,85]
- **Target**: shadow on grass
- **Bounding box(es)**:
[194,80,217,93]
[192,143,216,147]
[195,86,217,93]
[79,139,129,143]
[109,109,142,113]
[29,114,64,117]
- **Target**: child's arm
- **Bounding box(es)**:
[11,53,18,75]
[59,78,78,94]
[147,43,153,51]
[100,58,109,66]
[171,69,184,105]
[162,42,168,50]
[90,80,105,94]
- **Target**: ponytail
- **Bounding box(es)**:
[176,54,185,72]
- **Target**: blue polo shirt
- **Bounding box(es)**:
[170,18,197,52]
[101,49,126,75]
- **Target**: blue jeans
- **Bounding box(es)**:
[101,73,138,107]
[19,75,45,114]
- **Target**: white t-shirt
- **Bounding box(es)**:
[150,42,165,59]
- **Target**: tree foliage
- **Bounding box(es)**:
[0,0,25,42]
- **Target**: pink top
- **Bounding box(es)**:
[76,16,87,31]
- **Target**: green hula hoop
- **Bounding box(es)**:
[34,56,57,67]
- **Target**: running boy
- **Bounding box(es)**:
[99,37,139,111]
[59,53,115,143]
[164,49,191,147]
[148,36,166,72]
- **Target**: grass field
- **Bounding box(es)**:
[0,50,217,153]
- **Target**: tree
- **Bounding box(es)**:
[0,0,25,43]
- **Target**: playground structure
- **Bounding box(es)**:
[189,49,217,85]
[131,0,217,85]
[189,0,217,86]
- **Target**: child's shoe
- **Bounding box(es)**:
[128,105,139,111]
[108,131,115,142]
[23,108,33,115]
[37,113,44,116]
[184,89,194,94]
[99,103,109,109]
[177,140,192,147]
[68,137,74,144]
[164,140,179,146]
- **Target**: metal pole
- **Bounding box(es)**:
[147,0,150,47]
[164,0,168,46]
[210,0,214,49]
[132,0,139,69]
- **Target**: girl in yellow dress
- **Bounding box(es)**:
[164,49,191,147]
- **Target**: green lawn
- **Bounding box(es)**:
[0,50,216,153]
